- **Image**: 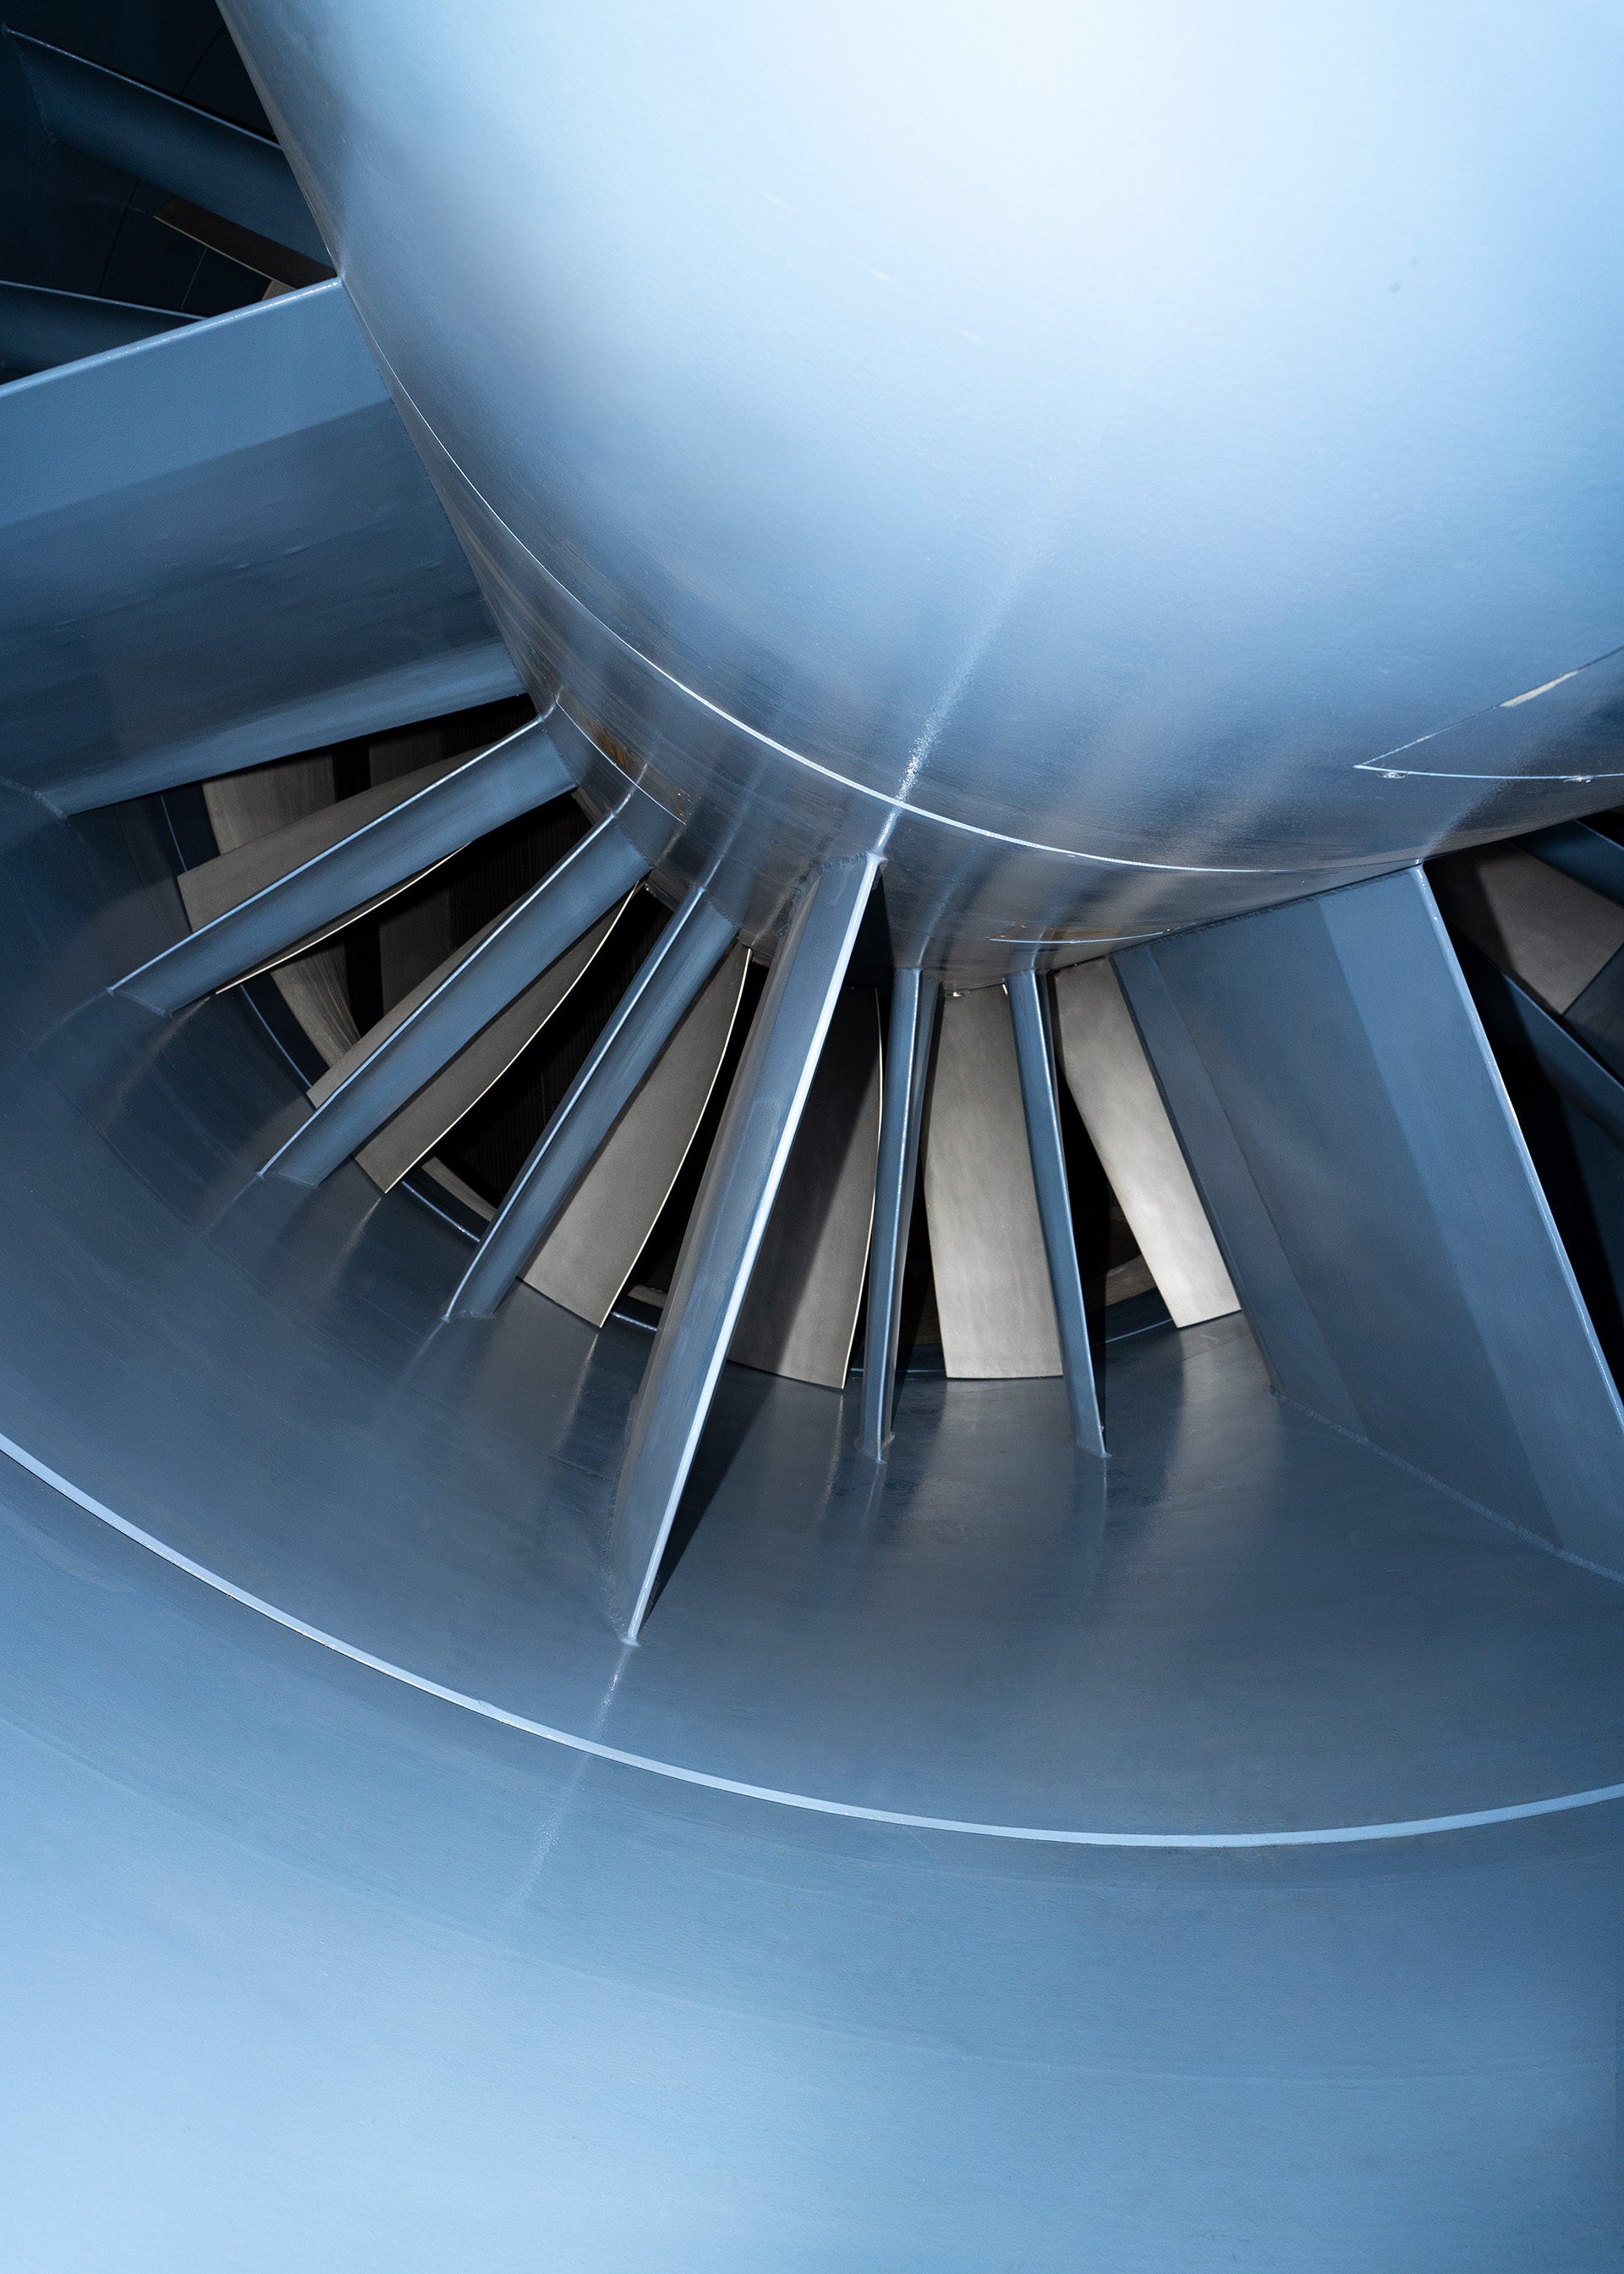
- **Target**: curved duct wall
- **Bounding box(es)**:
[2,7,1621,2266]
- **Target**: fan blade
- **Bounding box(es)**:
[356,901,625,1194]
[263,816,648,1185]
[1050,961,1237,1331]
[113,719,568,1012]
[447,886,738,1317]
[179,752,468,931]
[609,854,880,1639]
[924,986,1063,1381]
[522,946,751,1330]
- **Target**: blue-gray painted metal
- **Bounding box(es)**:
[1513,834,1624,1085]
[1117,866,1624,1571]
[611,856,881,1637]
[2,785,1621,2265]
[265,817,648,1188]
[1563,954,1624,1089]
[447,885,738,1319]
[1523,820,1624,907]
[114,718,569,1014]
[859,967,937,1460]
[0,280,520,814]
[0,277,195,374]
[1008,969,1106,1458]
[8,29,327,267]
[7,8,1624,2254]
[1457,937,1624,1151]
[222,0,1624,979]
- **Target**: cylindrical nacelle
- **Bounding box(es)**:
[222,0,1624,971]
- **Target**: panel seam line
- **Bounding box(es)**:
[1,1425,1618,1849]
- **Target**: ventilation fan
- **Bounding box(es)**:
[2,6,1621,2266]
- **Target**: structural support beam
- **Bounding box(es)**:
[8,30,329,270]
[728,988,882,1390]
[610,855,881,1638]
[1008,971,1106,1457]
[263,816,648,1187]
[3,282,521,812]
[0,280,195,376]
[113,719,568,1013]
[447,885,738,1317]
[1457,937,1624,1150]
[860,969,937,1460]
[179,751,468,931]
[1525,818,1624,906]
[1116,865,1624,1573]
[1430,839,1624,1086]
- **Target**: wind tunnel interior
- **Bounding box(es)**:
[3,5,1623,2270]
[141,704,1168,1418]
[91,702,1624,1607]
[9,713,1624,2271]
[97,686,1624,1418]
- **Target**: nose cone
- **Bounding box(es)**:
[228,0,1624,942]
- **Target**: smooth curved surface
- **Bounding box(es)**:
[5,1446,1617,2274]
[9,794,1624,1830]
[1,790,1621,2265]
[11,1,1624,2244]
[11,1417,1624,1853]
[223,1,1624,973]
